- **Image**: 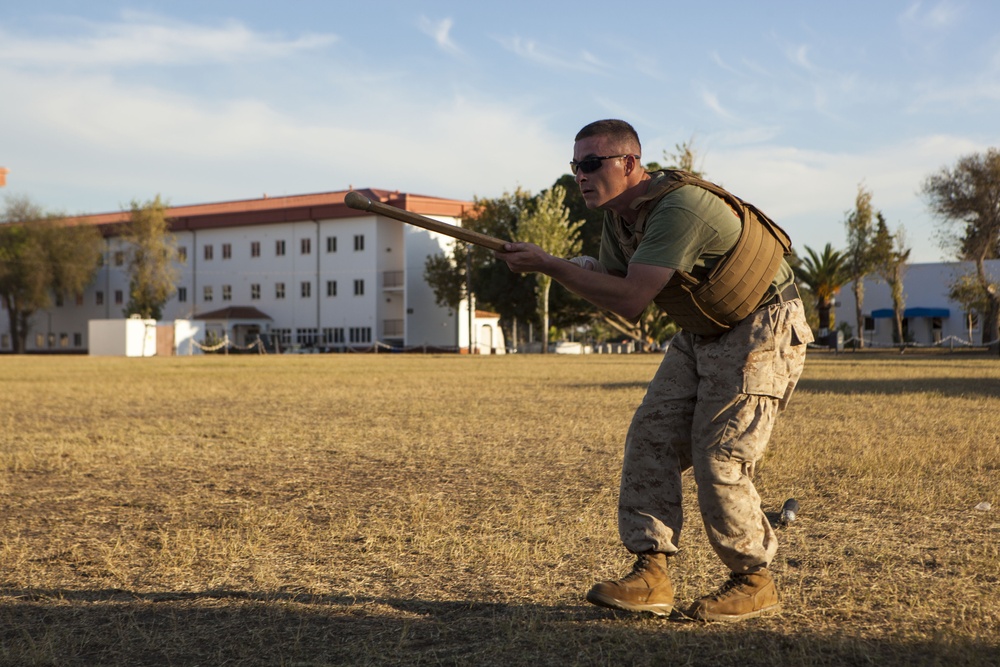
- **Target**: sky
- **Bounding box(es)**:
[3,1,1000,263]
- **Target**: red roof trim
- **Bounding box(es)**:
[65,188,474,235]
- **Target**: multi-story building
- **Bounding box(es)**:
[0,188,505,354]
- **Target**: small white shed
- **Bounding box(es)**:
[88,318,157,357]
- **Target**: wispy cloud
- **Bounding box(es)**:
[417,16,461,55]
[701,90,736,121]
[787,44,815,71]
[497,35,607,74]
[0,12,336,68]
[899,1,963,31]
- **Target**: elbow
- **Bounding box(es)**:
[618,299,649,322]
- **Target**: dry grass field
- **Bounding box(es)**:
[0,350,998,666]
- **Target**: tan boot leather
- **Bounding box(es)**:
[585,552,674,616]
[687,569,781,622]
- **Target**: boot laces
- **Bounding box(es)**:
[707,573,749,601]
[620,554,656,584]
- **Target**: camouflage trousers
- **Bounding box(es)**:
[619,298,813,573]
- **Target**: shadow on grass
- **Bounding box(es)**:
[796,377,1000,397]
[1,587,995,666]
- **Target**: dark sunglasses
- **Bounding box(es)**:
[570,154,636,175]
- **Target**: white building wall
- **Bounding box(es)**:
[402,227,459,348]
[0,208,473,353]
[835,260,1000,346]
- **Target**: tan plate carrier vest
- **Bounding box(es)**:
[610,170,793,337]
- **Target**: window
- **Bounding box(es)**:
[349,327,372,343]
[222,285,232,301]
[178,246,187,263]
[1,334,8,349]
[60,333,69,348]
[354,279,364,296]
[114,251,124,266]
[326,280,337,297]
[73,333,82,347]
[301,238,311,255]
[114,290,123,305]
[276,282,285,299]
[276,240,286,256]
[203,286,213,302]
[863,316,875,332]
[296,328,319,346]
[271,328,291,346]
[177,287,187,303]
[204,245,214,260]
[36,333,44,348]
[55,294,64,307]
[251,241,261,258]
[251,284,260,300]
[96,291,104,306]
[301,281,311,298]
[75,294,84,306]
[354,234,365,251]
[322,327,345,344]
[222,243,232,259]
[326,236,337,253]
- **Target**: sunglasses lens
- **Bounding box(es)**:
[571,158,602,175]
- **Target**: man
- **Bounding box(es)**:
[495,119,812,622]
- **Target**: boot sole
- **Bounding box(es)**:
[687,602,782,623]
[585,589,674,617]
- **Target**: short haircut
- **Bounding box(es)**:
[575,119,641,154]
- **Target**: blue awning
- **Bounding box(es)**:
[871,307,949,319]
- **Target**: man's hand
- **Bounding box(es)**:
[494,242,675,322]
[493,242,554,274]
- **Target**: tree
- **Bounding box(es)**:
[948,272,994,343]
[844,184,878,348]
[663,137,705,178]
[515,184,583,352]
[871,214,911,352]
[0,195,103,352]
[423,244,467,312]
[123,195,179,320]
[424,189,538,343]
[923,148,1000,349]
[793,243,849,337]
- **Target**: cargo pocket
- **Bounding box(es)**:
[740,315,786,400]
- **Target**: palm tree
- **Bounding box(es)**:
[793,243,849,337]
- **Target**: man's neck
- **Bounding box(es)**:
[607,171,652,225]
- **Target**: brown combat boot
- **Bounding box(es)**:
[687,569,781,622]
[585,552,674,616]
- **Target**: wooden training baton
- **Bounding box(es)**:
[344,191,508,252]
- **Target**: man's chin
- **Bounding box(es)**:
[580,192,603,210]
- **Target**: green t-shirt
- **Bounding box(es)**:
[598,180,794,298]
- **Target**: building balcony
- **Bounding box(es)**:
[383,270,404,291]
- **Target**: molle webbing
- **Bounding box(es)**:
[617,171,792,337]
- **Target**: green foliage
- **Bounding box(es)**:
[123,195,179,320]
[515,185,583,350]
[423,244,467,312]
[844,184,878,347]
[792,243,849,331]
[923,148,1000,347]
[870,214,912,350]
[0,195,102,352]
